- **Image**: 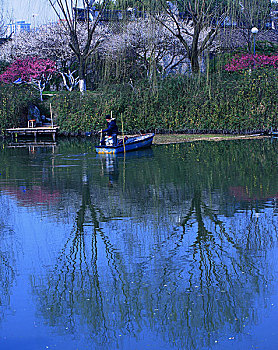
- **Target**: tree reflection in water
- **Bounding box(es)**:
[30,168,277,350]
[130,189,276,349]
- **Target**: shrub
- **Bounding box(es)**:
[0,85,41,133]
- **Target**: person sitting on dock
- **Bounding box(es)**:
[99,115,119,146]
[27,103,42,127]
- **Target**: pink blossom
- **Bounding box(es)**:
[0,57,57,83]
[225,54,278,72]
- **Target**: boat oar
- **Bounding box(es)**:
[121,113,126,153]
[100,129,103,146]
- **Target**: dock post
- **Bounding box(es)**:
[34,132,37,142]
[52,132,56,142]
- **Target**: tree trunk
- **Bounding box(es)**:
[190,53,200,73]
[78,57,87,93]
[190,25,201,74]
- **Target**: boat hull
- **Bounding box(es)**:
[95,133,155,154]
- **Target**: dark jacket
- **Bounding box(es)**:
[103,119,118,136]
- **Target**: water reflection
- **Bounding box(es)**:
[98,154,120,187]
[0,138,277,349]
[7,141,57,153]
[0,196,16,324]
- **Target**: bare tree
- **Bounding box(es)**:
[150,0,229,73]
[47,0,109,91]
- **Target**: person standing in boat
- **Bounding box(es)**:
[99,115,119,146]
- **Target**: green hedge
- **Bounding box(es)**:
[1,67,278,135]
[51,68,278,134]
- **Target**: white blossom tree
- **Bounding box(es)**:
[47,0,110,92]
[0,23,73,62]
[102,18,187,81]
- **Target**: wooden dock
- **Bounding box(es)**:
[5,126,59,142]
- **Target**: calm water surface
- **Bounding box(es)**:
[0,138,277,350]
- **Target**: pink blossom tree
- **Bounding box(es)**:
[0,57,57,101]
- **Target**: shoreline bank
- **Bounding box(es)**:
[0,132,273,146]
[152,133,270,145]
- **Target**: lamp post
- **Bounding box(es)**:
[32,13,39,31]
[251,27,258,55]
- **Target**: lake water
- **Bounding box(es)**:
[0,138,277,350]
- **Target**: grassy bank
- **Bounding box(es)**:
[152,134,269,145]
[1,67,278,135]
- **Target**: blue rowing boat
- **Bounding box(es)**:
[95,133,155,154]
